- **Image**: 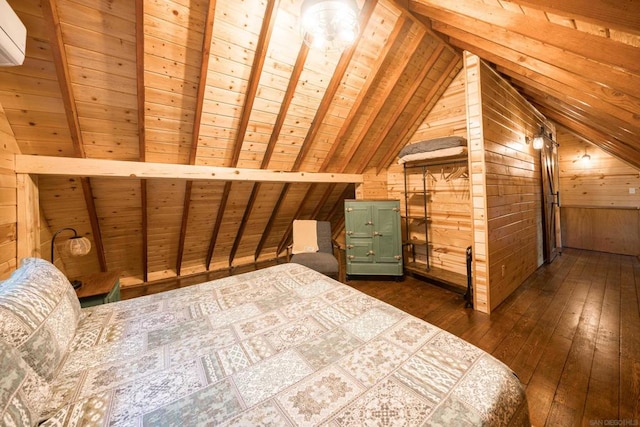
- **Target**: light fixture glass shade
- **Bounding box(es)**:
[65,236,91,257]
[532,135,544,150]
[301,0,359,50]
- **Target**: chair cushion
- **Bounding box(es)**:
[290,252,339,277]
[0,339,50,426]
[0,258,82,382]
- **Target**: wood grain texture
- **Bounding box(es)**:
[465,54,550,313]
[3,0,639,288]
[0,105,20,279]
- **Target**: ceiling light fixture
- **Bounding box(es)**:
[582,147,591,163]
[532,126,545,150]
[300,0,360,51]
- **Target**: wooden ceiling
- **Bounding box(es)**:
[1,0,638,284]
[409,0,640,169]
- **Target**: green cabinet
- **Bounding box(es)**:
[344,199,403,277]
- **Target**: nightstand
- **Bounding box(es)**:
[74,271,121,308]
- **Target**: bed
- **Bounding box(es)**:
[397,136,467,164]
[1,257,530,426]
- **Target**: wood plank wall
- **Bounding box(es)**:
[386,69,472,275]
[0,103,19,278]
[466,52,548,313]
[16,174,39,261]
[558,128,640,255]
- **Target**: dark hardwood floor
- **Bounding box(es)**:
[122,248,640,426]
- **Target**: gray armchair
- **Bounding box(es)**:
[287,220,341,281]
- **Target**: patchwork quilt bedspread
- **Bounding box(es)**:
[40,263,530,426]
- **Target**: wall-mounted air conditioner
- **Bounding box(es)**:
[0,0,26,66]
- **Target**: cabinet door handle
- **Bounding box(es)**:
[373,231,382,236]
[346,231,353,235]
[348,255,355,260]
[367,250,375,256]
[365,221,373,225]
[346,244,354,249]
[394,255,401,260]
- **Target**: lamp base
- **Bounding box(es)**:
[71,280,83,289]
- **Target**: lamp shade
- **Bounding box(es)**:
[301,0,359,50]
[65,236,91,257]
[532,135,544,150]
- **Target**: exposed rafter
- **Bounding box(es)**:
[498,0,640,35]
[378,53,462,170]
[410,0,640,74]
[42,0,106,272]
[293,0,379,170]
[336,23,426,173]
[229,42,310,266]
[135,0,148,281]
[320,16,409,172]
[206,0,279,270]
[428,18,639,99]
[176,0,218,276]
[363,43,445,172]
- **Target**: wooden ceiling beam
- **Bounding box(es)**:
[15,156,364,183]
[442,34,640,123]
[359,42,446,173]
[377,53,461,170]
[229,182,261,266]
[495,65,640,134]
[230,0,279,166]
[427,15,640,99]
[311,184,336,218]
[135,0,148,281]
[230,42,310,266]
[188,0,217,167]
[337,22,426,173]
[41,0,84,159]
[536,105,640,169]
[263,44,310,169]
[514,80,639,143]
[320,16,409,172]
[409,0,640,74]
[293,0,379,171]
[254,183,290,261]
[43,0,107,272]
[207,0,278,271]
[206,181,230,270]
[498,0,640,35]
[176,0,217,276]
[264,0,379,265]
[80,178,107,271]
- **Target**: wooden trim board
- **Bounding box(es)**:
[15,155,364,184]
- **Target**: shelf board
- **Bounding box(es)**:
[405,262,467,294]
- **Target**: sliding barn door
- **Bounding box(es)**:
[540,135,561,263]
